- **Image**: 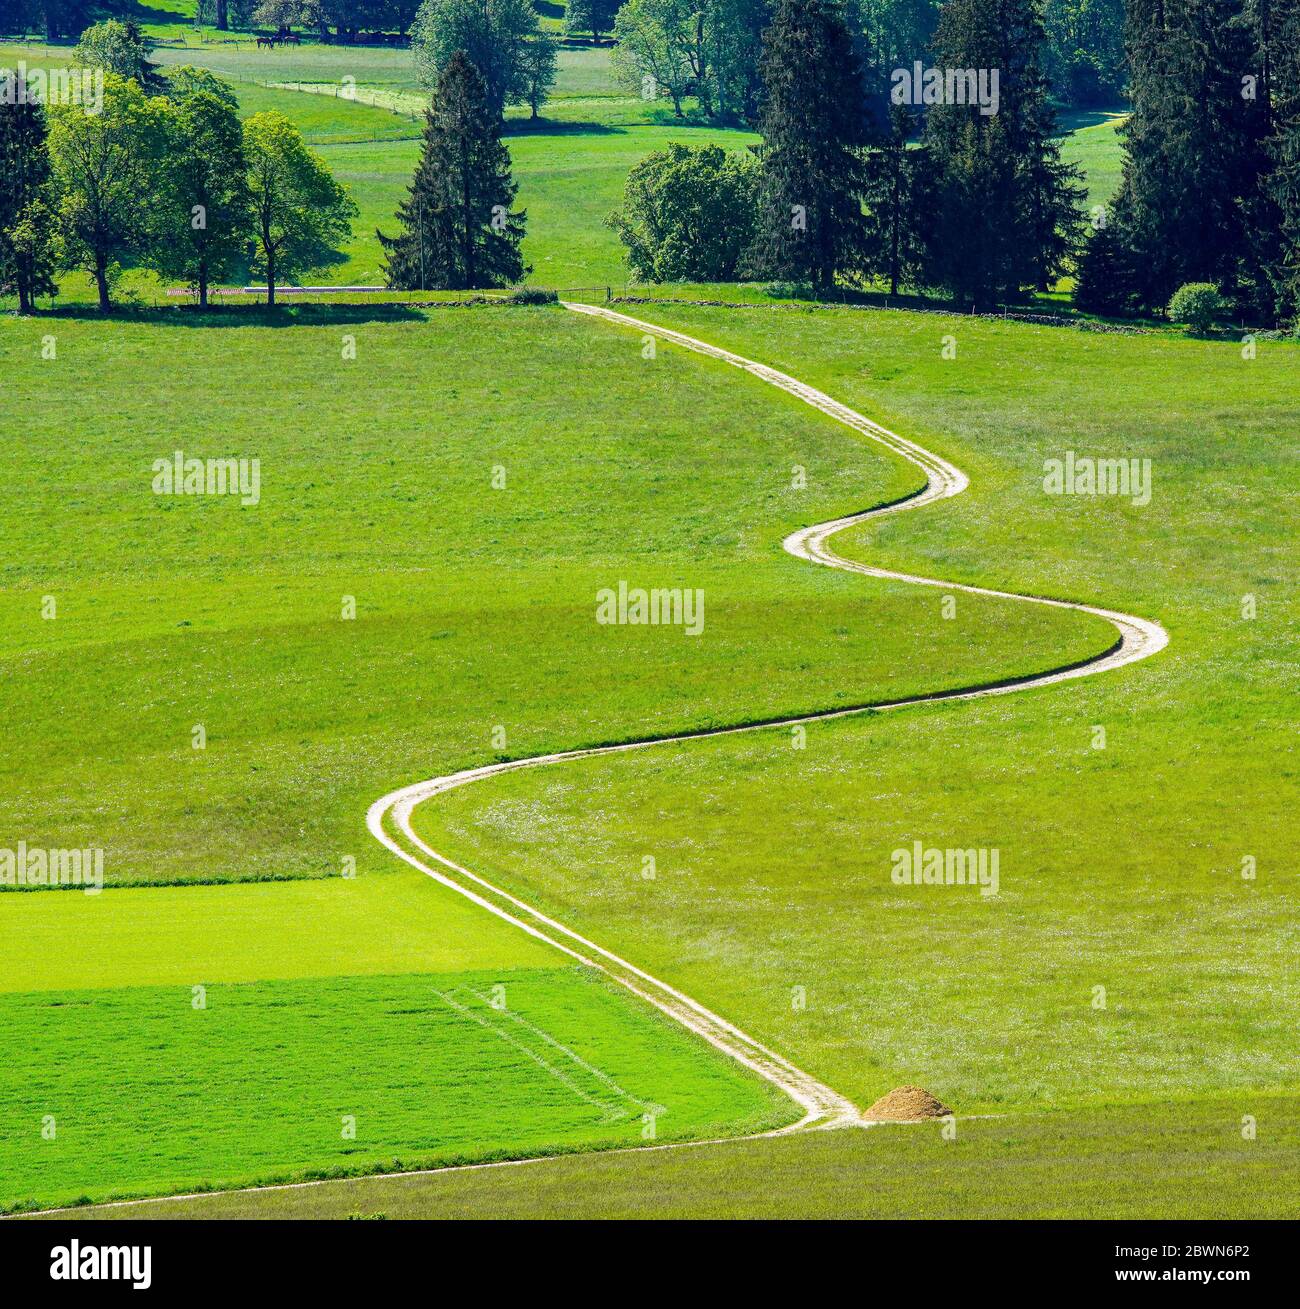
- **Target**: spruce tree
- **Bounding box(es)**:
[861,102,929,295]
[379,52,528,291]
[746,0,871,289]
[0,73,58,314]
[1073,208,1135,314]
[1114,0,1263,310]
[920,0,1085,309]
[1260,0,1300,319]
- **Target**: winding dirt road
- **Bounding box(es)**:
[28,304,1172,1218]
[369,302,1169,1135]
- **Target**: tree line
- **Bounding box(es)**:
[607,0,1084,311]
[607,0,1300,324]
[599,0,1126,117]
[1076,0,1300,324]
[0,22,356,311]
[1,1,1129,112]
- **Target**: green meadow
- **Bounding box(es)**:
[77,1097,1300,1220]
[0,309,1096,892]
[2,17,1293,1221]
[0,304,1091,1210]
[1,962,791,1212]
[413,305,1297,1119]
[1059,110,1126,210]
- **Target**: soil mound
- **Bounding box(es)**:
[865,1086,952,1122]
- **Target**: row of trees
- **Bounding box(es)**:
[0,31,356,311]
[0,1,134,42]
[1076,0,1300,323]
[0,0,419,38]
[604,0,1127,122]
[608,0,1084,309]
[196,0,423,39]
[1,0,1128,114]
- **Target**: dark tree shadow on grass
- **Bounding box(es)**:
[502,118,623,137]
[26,303,434,329]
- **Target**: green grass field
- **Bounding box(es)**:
[5,303,1292,1216]
[411,305,1297,1122]
[0,303,1095,1210]
[2,963,790,1212]
[0,308,1097,892]
[1059,110,1126,209]
[3,19,1293,1223]
[71,1097,1300,1219]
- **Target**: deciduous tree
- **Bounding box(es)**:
[48,72,165,311]
[243,110,357,305]
[148,87,252,308]
[607,142,757,281]
[410,0,542,118]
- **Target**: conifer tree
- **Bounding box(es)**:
[1259,0,1300,318]
[920,0,1084,309]
[1112,0,1263,309]
[861,102,929,295]
[379,52,527,291]
[1072,207,1135,314]
[0,73,58,313]
[746,0,871,289]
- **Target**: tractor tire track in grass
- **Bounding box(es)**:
[368,303,1169,1146]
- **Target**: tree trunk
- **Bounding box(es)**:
[216,0,229,31]
[199,260,209,309]
[266,246,276,306]
[17,283,32,315]
[460,142,475,289]
[94,253,111,312]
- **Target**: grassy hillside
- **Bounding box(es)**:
[0,308,1099,891]
[0,303,1103,1212]
[411,305,1298,1121]
[4,20,1284,1224]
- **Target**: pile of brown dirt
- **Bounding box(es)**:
[865,1086,952,1122]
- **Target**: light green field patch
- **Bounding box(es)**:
[0,872,555,993]
[1059,111,1127,210]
